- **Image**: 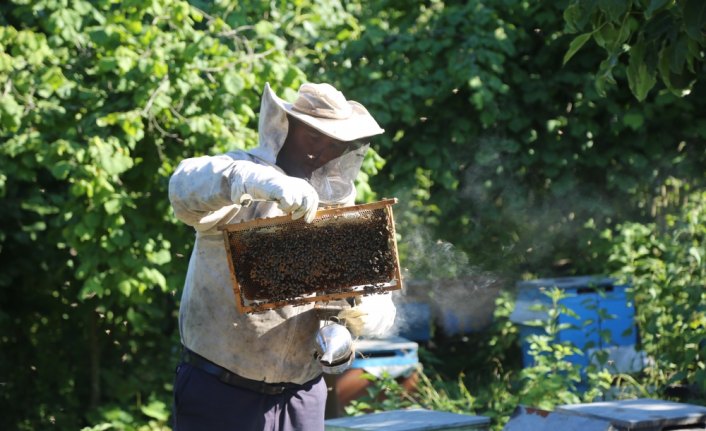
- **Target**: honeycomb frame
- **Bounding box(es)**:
[219,198,402,313]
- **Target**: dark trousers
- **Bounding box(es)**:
[173,363,327,431]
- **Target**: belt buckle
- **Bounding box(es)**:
[263,383,286,395]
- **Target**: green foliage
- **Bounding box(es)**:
[343,371,417,414]
[430,187,706,430]
[464,291,520,429]
[563,0,706,100]
[313,0,706,277]
[607,186,706,400]
[344,369,478,416]
[0,0,358,429]
[2,0,706,429]
[516,288,584,409]
[81,398,171,431]
[471,287,650,429]
[511,286,646,408]
[342,286,649,430]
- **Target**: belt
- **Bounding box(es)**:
[181,348,301,395]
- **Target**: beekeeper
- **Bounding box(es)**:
[168,82,396,431]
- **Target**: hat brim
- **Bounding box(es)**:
[265,84,384,142]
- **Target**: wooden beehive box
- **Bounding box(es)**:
[219,199,402,313]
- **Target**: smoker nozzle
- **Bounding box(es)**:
[314,322,354,374]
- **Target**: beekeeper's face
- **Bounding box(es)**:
[277,116,352,179]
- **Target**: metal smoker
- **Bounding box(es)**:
[314,318,354,374]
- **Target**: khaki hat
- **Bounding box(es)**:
[265,82,384,142]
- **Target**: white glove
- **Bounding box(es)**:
[337,294,396,338]
[232,163,319,223]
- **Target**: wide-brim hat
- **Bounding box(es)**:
[265,82,384,142]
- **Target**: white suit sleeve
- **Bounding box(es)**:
[168,154,319,230]
[168,154,244,230]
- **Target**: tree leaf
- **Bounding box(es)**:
[688,247,701,265]
[566,0,598,32]
[595,55,618,96]
[598,0,629,22]
[222,71,245,95]
[140,400,169,421]
[623,112,645,130]
[563,32,593,65]
[657,44,675,91]
[103,198,122,214]
[563,3,584,33]
[0,95,23,132]
[627,42,657,101]
[682,0,706,40]
[669,35,688,74]
[645,0,672,18]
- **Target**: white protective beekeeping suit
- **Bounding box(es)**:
[168,83,396,384]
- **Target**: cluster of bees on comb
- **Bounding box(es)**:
[228,208,396,304]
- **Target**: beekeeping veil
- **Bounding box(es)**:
[249,82,385,206]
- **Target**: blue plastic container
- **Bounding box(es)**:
[351,336,419,370]
[510,276,638,373]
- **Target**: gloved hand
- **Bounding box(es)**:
[337,294,396,338]
[232,163,319,223]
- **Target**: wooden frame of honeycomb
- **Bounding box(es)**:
[219,198,402,314]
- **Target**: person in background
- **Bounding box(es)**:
[168,82,396,431]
